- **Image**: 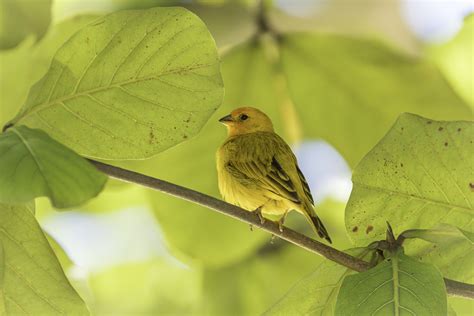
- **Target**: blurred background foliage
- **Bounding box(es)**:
[0,0,473,315]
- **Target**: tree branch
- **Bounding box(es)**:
[88,159,474,300]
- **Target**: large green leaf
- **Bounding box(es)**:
[0,203,88,315]
[431,16,473,107]
[346,113,473,281]
[264,248,367,316]
[402,225,474,283]
[88,260,200,315]
[10,7,223,159]
[0,37,36,128]
[280,33,472,166]
[335,250,447,315]
[0,240,5,314]
[202,243,324,316]
[0,0,52,49]
[0,15,99,128]
[142,39,285,267]
[449,296,474,316]
[0,126,107,208]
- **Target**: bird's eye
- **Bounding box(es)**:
[240,114,249,121]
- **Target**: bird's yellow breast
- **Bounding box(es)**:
[216,132,301,218]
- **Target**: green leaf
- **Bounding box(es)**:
[0,0,52,49]
[431,16,474,107]
[335,250,447,315]
[264,248,368,316]
[10,7,223,159]
[402,225,474,283]
[449,296,474,316]
[0,126,107,208]
[36,178,147,216]
[142,40,285,267]
[280,33,472,166]
[202,243,324,316]
[402,224,473,244]
[88,260,200,315]
[44,233,74,272]
[0,37,36,128]
[0,240,5,314]
[0,203,88,315]
[0,15,99,129]
[345,113,473,280]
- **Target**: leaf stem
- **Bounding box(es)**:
[88,159,474,300]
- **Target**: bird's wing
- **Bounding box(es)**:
[296,165,315,205]
[226,156,301,204]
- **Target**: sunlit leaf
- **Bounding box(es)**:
[402,224,473,244]
[431,16,474,107]
[0,240,5,314]
[35,180,147,219]
[44,233,74,272]
[402,225,474,283]
[346,113,473,281]
[335,250,447,315]
[202,244,323,316]
[88,260,200,315]
[449,296,474,316]
[0,126,107,208]
[0,15,99,128]
[0,0,52,49]
[280,33,472,166]
[143,40,286,267]
[10,7,223,159]
[0,203,88,314]
[265,248,368,316]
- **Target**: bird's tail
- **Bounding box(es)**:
[303,202,332,244]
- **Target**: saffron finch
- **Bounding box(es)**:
[216,107,332,243]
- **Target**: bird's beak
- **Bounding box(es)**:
[219,114,233,124]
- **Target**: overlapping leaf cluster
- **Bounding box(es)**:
[0,1,472,315]
[0,6,223,314]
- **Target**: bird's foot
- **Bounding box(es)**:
[278,218,285,232]
[249,224,253,231]
[253,206,265,224]
[270,234,276,244]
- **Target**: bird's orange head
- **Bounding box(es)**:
[219,107,274,137]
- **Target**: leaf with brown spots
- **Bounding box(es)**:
[346,113,473,281]
[8,7,223,159]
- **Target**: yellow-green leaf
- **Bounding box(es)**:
[335,250,447,315]
[0,0,52,49]
[0,203,88,315]
[0,15,99,128]
[264,248,367,316]
[431,16,474,107]
[402,225,474,283]
[202,244,323,316]
[280,33,472,166]
[0,126,107,208]
[88,260,200,315]
[10,7,223,159]
[346,113,473,281]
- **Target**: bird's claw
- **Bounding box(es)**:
[278,217,285,232]
[278,221,284,232]
[253,206,265,224]
[249,224,253,231]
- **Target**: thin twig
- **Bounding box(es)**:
[88,159,474,299]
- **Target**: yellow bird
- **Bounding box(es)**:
[216,107,332,243]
